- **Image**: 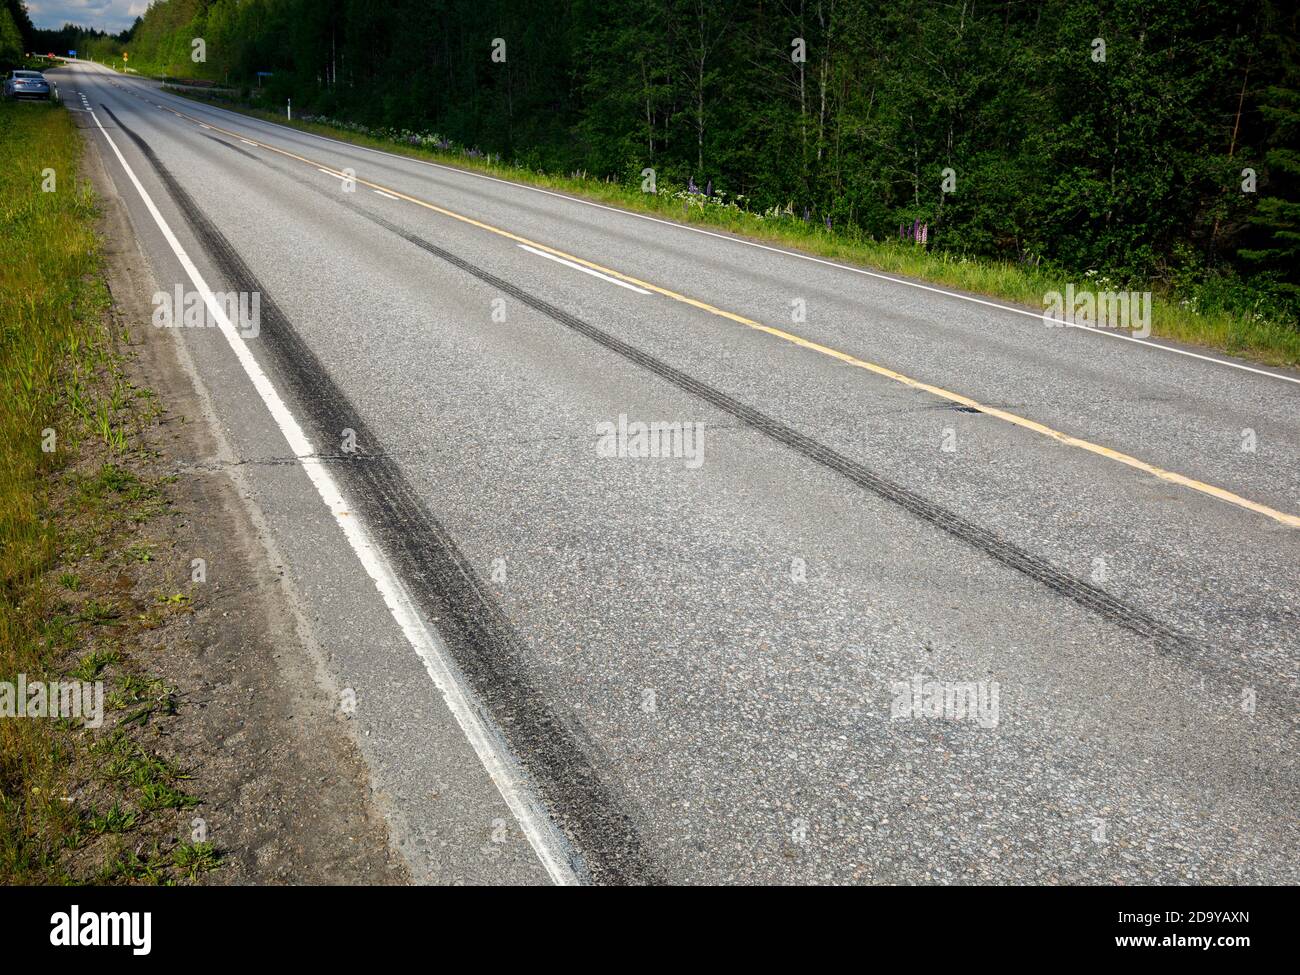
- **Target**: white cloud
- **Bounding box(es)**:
[27,0,144,33]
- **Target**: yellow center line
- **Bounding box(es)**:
[171,103,1300,530]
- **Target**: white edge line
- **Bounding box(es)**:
[373,189,399,200]
[129,72,1300,388]
[85,99,580,887]
[518,243,651,294]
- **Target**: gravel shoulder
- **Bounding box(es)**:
[81,110,408,886]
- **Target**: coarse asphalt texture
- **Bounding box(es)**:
[58,60,1299,885]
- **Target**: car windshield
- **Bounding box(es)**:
[14,71,43,78]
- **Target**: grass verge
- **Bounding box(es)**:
[161,85,1300,369]
[0,98,218,884]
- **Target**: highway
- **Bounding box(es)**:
[60,59,1298,884]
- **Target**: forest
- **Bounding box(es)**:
[22,0,1300,319]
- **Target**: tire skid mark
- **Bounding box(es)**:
[101,103,662,886]
[331,197,1206,661]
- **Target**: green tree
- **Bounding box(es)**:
[0,7,23,69]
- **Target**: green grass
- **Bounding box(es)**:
[162,86,1300,368]
[86,802,138,835]
[0,96,213,884]
[93,730,195,808]
[171,840,220,880]
[0,98,105,882]
[111,672,177,726]
[70,648,121,682]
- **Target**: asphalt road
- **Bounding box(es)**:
[59,60,1298,884]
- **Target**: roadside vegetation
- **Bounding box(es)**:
[43,0,1300,366]
[0,97,217,883]
[168,91,1300,367]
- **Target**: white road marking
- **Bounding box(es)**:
[372,189,399,200]
[317,167,346,179]
[150,84,1297,387]
[200,123,212,130]
[518,243,651,294]
[85,95,580,887]
[239,139,257,147]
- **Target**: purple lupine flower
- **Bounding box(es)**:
[921,223,928,245]
[825,216,832,231]
[705,178,713,197]
[912,218,920,242]
[688,176,699,194]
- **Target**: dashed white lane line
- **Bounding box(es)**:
[84,93,580,887]
[317,167,346,180]
[518,243,651,294]
[239,139,257,147]
[373,189,399,200]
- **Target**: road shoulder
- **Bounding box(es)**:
[80,105,409,885]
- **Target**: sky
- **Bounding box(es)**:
[26,0,148,33]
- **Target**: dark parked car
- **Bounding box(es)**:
[4,70,52,101]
